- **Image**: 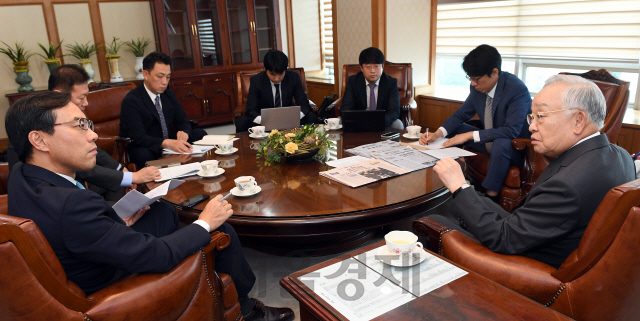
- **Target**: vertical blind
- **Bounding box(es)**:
[437,0,640,62]
[320,0,334,72]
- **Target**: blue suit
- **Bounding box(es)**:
[441,71,531,192]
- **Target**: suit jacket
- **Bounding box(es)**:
[450,134,635,268]
[340,72,400,127]
[8,163,211,294]
[120,83,193,154]
[442,71,531,141]
[245,70,311,120]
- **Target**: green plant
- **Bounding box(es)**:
[65,41,103,60]
[36,40,64,60]
[105,36,123,56]
[124,37,151,57]
[256,125,333,163]
[0,41,35,63]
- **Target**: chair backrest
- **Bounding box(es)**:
[235,67,311,108]
[339,61,413,101]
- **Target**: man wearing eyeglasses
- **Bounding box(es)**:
[420,44,531,202]
[429,75,634,268]
[340,47,402,129]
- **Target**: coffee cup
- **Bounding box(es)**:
[384,231,423,255]
[235,176,258,193]
[324,118,340,129]
[200,160,219,175]
[215,141,234,153]
[249,126,265,136]
[407,125,421,137]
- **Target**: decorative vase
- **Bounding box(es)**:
[106,55,123,83]
[286,148,320,162]
[13,61,34,92]
[79,59,95,83]
[44,58,60,73]
[134,56,144,80]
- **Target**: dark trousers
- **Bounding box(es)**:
[129,128,207,168]
[235,112,318,133]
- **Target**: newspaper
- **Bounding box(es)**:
[320,159,409,188]
[344,140,406,158]
[371,148,438,172]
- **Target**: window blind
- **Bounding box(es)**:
[320,0,334,71]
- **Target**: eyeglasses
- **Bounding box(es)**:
[54,118,94,131]
[466,75,483,83]
[526,108,578,125]
[362,64,382,71]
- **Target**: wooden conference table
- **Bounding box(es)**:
[156,129,449,255]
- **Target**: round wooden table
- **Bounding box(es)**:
[156,129,448,255]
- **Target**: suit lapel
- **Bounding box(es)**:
[22,163,77,189]
[280,72,290,107]
[138,85,162,123]
[358,73,368,109]
[263,73,274,108]
[492,72,506,118]
[377,74,388,110]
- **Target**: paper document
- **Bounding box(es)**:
[112,180,184,219]
[320,159,409,188]
[325,156,369,168]
[156,162,201,181]
[422,147,476,159]
[345,140,406,158]
[371,147,438,172]
[192,135,238,145]
[163,145,214,155]
[410,138,451,150]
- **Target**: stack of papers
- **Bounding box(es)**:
[163,145,214,155]
[345,140,407,158]
[320,159,409,188]
[112,180,184,218]
[192,135,238,145]
[155,163,202,181]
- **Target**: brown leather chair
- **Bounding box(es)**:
[233,67,318,122]
[466,69,631,211]
[332,61,418,127]
[0,164,9,214]
[0,213,241,321]
[413,178,640,321]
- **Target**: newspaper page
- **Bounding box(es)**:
[345,140,406,158]
[371,147,439,172]
[320,159,409,188]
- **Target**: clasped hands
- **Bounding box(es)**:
[162,130,193,154]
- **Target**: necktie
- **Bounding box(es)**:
[155,96,169,140]
[369,83,376,111]
[484,95,493,152]
[274,84,281,108]
[75,180,86,189]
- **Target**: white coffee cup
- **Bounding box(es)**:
[407,125,421,137]
[324,118,340,129]
[235,176,258,193]
[200,160,219,175]
[384,231,423,255]
[249,126,265,136]
[215,141,234,153]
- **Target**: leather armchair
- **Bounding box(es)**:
[0,214,241,321]
[0,164,8,214]
[466,69,630,211]
[413,179,640,321]
[331,61,418,127]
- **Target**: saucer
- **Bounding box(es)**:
[215,147,238,155]
[249,133,269,139]
[324,124,342,131]
[376,246,427,267]
[403,133,421,140]
[197,168,225,178]
[231,186,262,197]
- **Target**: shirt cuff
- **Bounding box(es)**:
[193,220,211,232]
[438,127,448,138]
[253,116,261,124]
[300,111,305,119]
[120,171,133,187]
[473,131,480,142]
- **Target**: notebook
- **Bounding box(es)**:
[261,106,301,131]
[341,110,386,132]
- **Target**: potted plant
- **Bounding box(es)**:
[65,40,103,82]
[37,40,64,73]
[0,41,35,92]
[124,37,151,80]
[105,36,123,83]
[257,125,333,163]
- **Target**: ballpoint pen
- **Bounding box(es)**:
[426,128,429,145]
[220,192,232,201]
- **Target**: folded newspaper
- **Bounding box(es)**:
[112,180,184,219]
[320,159,409,188]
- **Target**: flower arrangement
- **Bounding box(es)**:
[256,125,333,163]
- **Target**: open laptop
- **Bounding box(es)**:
[261,106,301,131]
[341,110,386,132]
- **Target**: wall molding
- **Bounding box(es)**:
[371,0,386,55]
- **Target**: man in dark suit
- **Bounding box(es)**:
[6,64,160,201]
[6,91,295,321]
[235,49,317,133]
[431,75,635,268]
[420,44,532,201]
[120,52,207,168]
[340,47,402,129]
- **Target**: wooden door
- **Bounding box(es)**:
[171,78,207,120]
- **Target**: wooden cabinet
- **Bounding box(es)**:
[417,95,463,130]
[169,73,235,127]
[618,125,640,154]
[307,80,336,107]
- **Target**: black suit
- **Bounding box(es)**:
[120,83,206,166]
[235,70,317,133]
[340,72,400,127]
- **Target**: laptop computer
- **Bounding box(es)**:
[341,110,386,132]
[262,106,301,131]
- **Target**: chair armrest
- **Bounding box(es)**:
[0,194,7,215]
[115,137,132,169]
[309,100,319,113]
[329,98,341,118]
[400,96,417,109]
[189,119,199,128]
[512,138,532,151]
[412,217,451,254]
[234,103,246,119]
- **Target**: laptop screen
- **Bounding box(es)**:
[261,106,301,131]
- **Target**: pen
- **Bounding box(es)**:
[426,128,429,145]
[220,192,232,201]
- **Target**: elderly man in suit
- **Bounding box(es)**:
[235,49,317,133]
[431,74,635,268]
[340,47,402,129]
[420,44,532,201]
[120,52,207,167]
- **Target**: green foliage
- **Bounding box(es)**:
[0,41,35,62]
[36,40,64,60]
[105,37,123,56]
[124,37,151,57]
[65,41,103,60]
[256,125,334,163]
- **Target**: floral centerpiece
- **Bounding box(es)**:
[256,125,333,163]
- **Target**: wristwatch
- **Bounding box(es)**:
[452,183,471,198]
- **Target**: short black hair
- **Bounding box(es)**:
[6,91,72,163]
[143,51,172,72]
[263,50,288,73]
[358,47,385,66]
[462,44,502,77]
[48,64,90,92]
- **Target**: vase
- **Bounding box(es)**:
[134,57,144,80]
[286,148,320,162]
[44,58,60,73]
[13,61,34,92]
[79,59,95,83]
[106,55,123,83]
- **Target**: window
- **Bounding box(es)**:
[320,0,334,75]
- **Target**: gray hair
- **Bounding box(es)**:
[543,74,606,129]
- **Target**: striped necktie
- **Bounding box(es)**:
[484,95,493,152]
[274,84,281,107]
[155,96,169,140]
[368,83,377,110]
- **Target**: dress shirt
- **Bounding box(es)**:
[365,78,381,109]
[252,79,305,124]
[438,82,498,142]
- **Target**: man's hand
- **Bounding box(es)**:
[433,157,466,192]
[419,129,443,145]
[123,206,150,227]
[132,166,162,184]
[198,194,233,231]
[176,130,189,142]
[162,139,193,153]
[442,132,473,148]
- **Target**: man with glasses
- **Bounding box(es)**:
[429,74,634,268]
[420,44,531,202]
[340,47,402,129]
